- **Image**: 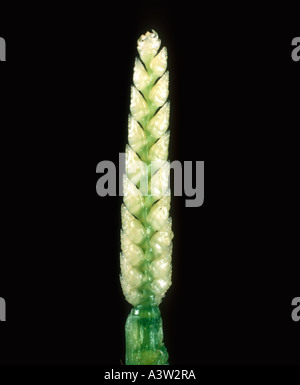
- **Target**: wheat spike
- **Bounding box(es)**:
[120,30,173,308]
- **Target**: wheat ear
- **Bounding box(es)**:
[120,30,173,365]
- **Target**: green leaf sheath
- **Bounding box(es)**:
[120,31,173,365]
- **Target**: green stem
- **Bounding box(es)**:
[125,304,169,365]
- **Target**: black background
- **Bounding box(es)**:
[0,1,299,366]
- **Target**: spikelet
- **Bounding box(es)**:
[120,30,173,307]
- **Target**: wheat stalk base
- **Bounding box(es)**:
[125,304,168,365]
